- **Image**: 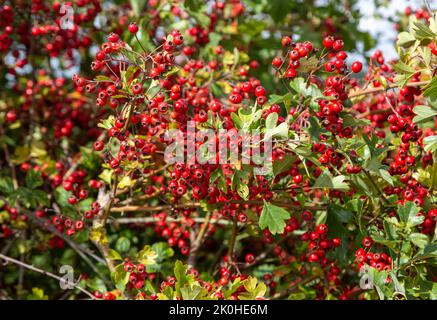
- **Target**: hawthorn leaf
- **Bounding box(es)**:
[314,170,349,191]
[408,233,428,249]
[112,264,129,292]
[107,249,122,261]
[137,245,158,265]
[397,31,416,47]
[412,105,437,123]
[265,112,278,130]
[259,201,291,235]
[423,135,437,154]
[25,170,43,189]
[273,154,294,176]
[397,201,420,224]
[423,77,437,98]
[115,237,131,253]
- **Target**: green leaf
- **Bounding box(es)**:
[117,176,135,190]
[107,249,122,261]
[273,154,294,176]
[397,201,420,224]
[237,183,249,201]
[408,233,428,249]
[25,170,43,189]
[268,122,289,138]
[265,112,278,130]
[314,170,349,191]
[423,77,437,98]
[290,78,323,99]
[375,232,399,255]
[392,61,415,75]
[115,237,131,253]
[259,201,291,235]
[98,115,115,130]
[26,287,48,300]
[174,260,190,293]
[379,169,394,186]
[180,285,206,300]
[94,75,112,82]
[230,112,242,129]
[0,176,14,195]
[424,135,437,154]
[327,204,353,224]
[397,31,416,47]
[112,264,129,292]
[152,242,174,261]
[238,277,267,300]
[137,245,157,265]
[412,21,436,40]
[307,116,327,141]
[129,0,146,17]
[86,277,107,293]
[268,93,293,111]
[296,56,318,73]
[184,0,201,11]
[412,105,437,123]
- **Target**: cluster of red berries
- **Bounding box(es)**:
[419,209,437,235]
[355,236,393,272]
[300,223,341,264]
[272,37,314,79]
[124,259,157,291]
[5,73,99,142]
[1,1,100,73]
[152,212,192,255]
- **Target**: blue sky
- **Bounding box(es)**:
[356,0,426,59]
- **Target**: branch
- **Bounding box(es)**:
[227,214,239,263]
[110,200,326,213]
[348,80,430,98]
[111,216,240,226]
[187,210,212,267]
[272,274,319,299]
[0,253,95,299]
[363,169,388,204]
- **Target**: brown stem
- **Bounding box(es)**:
[187,210,212,267]
[272,274,320,299]
[112,216,239,227]
[227,214,239,263]
[348,80,430,98]
[111,200,326,213]
[363,169,388,204]
[0,253,95,299]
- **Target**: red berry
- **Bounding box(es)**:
[245,253,255,264]
[362,236,374,248]
[94,141,104,151]
[351,61,363,73]
[128,22,139,34]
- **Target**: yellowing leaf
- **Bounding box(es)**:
[137,245,158,265]
[117,176,136,189]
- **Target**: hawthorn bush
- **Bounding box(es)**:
[0,0,437,300]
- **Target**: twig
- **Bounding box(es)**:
[111,200,325,213]
[187,210,212,267]
[0,253,95,299]
[227,215,239,263]
[363,169,388,204]
[348,80,430,98]
[272,274,319,299]
[111,216,239,226]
